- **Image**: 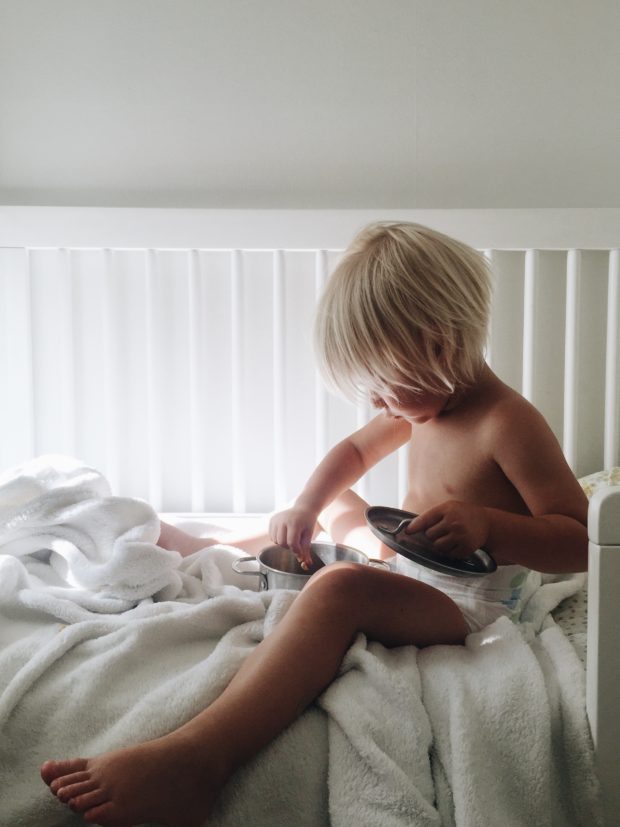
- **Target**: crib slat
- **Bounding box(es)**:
[231,250,246,512]
[22,251,36,460]
[522,249,538,402]
[64,250,78,458]
[604,250,619,469]
[273,250,286,508]
[188,250,206,510]
[563,250,581,471]
[144,250,163,511]
[101,250,120,492]
[483,249,495,367]
[487,251,524,394]
[28,249,77,457]
[0,249,36,466]
[314,250,329,464]
[196,250,235,511]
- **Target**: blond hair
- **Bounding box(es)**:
[314,222,492,400]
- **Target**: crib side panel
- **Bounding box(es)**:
[586,486,620,825]
[0,209,619,511]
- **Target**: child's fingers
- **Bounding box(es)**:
[295,529,316,569]
[296,550,312,570]
[299,528,311,554]
[422,519,451,542]
[431,529,477,558]
[268,515,286,547]
[271,522,288,548]
[285,527,308,559]
[430,534,459,554]
[406,512,458,552]
[270,514,314,567]
[406,507,442,534]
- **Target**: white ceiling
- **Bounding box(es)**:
[1,0,619,208]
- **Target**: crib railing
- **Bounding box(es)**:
[1,208,618,512]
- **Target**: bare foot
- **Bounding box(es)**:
[41,732,225,827]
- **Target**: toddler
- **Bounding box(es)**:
[41,222,588,827]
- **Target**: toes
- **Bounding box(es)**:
[51,770,92,795]
[56,778,98,803]
[40,761,56,785]
[70,787,109,813]
[41,758,87,785]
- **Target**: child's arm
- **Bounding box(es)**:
[407,400,588,573]
[270,413,410,562]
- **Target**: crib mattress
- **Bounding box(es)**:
[552,582,588,665]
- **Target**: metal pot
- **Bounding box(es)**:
[232,541,390,591]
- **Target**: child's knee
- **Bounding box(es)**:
[304,561,371,602]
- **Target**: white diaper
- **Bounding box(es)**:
[395,556,534,634]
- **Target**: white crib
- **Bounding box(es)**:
[1,206,619,824]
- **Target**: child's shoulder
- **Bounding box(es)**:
[485,377,534,414]
[474,372,551,441]
[476,382,566,484]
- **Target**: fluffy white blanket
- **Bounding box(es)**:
[0,456,601,826]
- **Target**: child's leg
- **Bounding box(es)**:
[320,488,392,559]
[158,519,271,557]
[41,564,467,827]
[157,521,219,556]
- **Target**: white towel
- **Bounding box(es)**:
[0,455,194,617]
[319,635,440,827]
[418,616,602,827]
[0,455,601,826]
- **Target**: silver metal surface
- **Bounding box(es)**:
[231,541,389,591]
[365,505,497,577]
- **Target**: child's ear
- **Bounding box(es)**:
[369,392,387,410]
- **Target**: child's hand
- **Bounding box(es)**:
[269,505,318,569]
[405,500,490,558]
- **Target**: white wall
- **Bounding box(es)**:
[1,0,619,209]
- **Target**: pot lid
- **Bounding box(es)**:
[365,506,497,577]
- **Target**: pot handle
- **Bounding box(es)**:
[232,556,267,590]
[368,558,392,570]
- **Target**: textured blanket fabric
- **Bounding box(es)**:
[0,456,601,826]
[0,454,192,615]
[418,618,601,827]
